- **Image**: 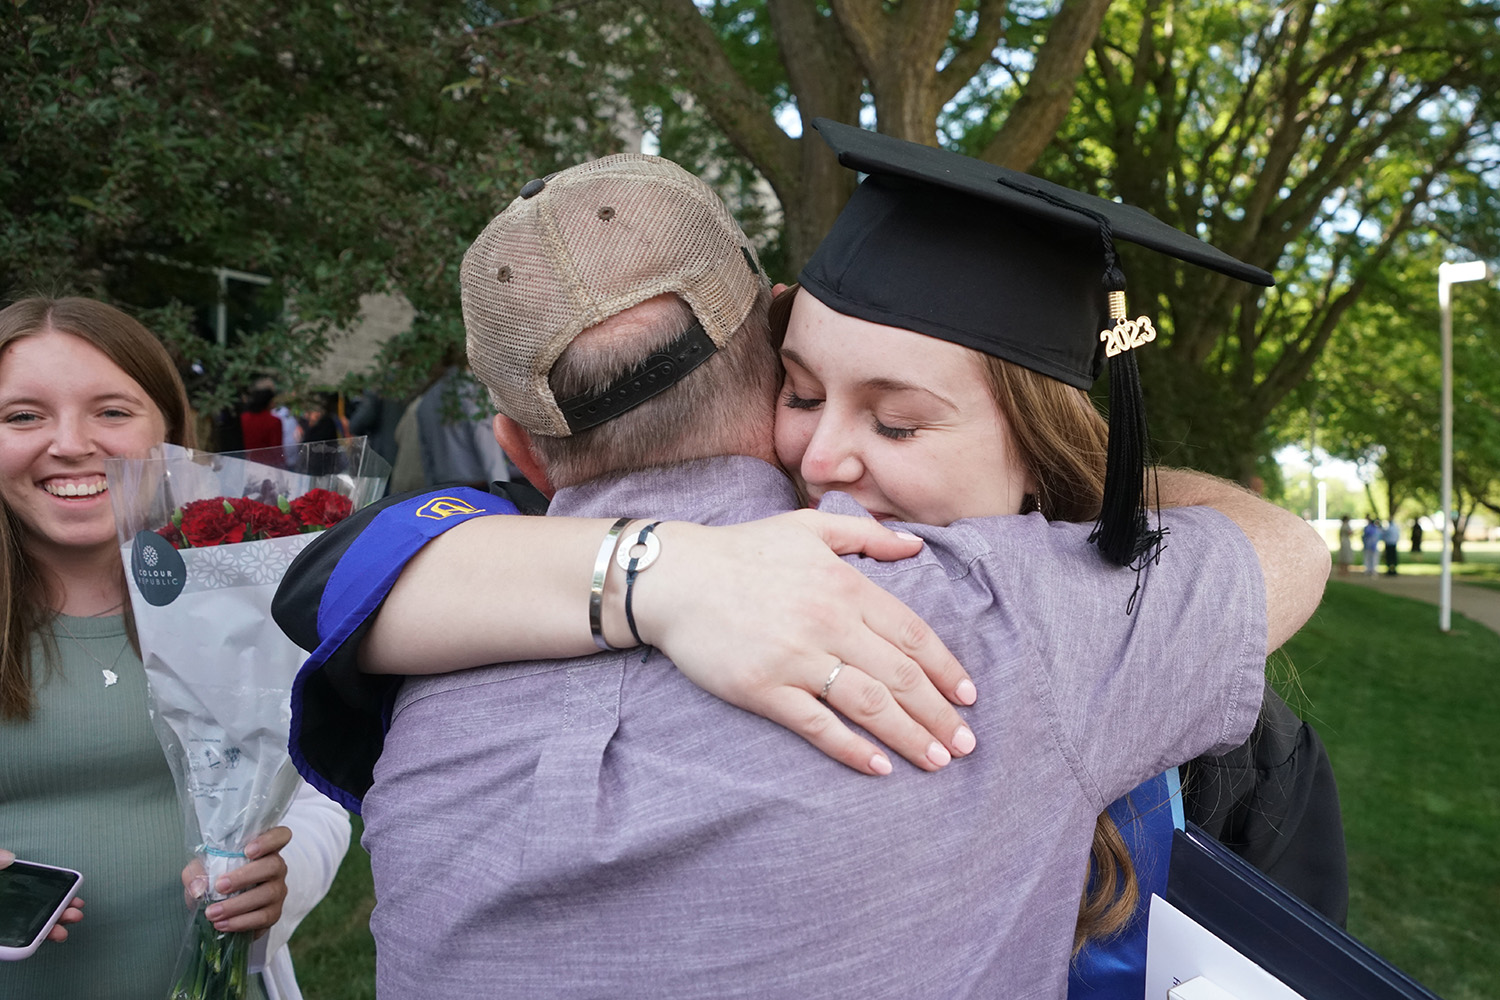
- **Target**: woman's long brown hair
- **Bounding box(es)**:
[983,356,1143,952]
[0,297,191,720]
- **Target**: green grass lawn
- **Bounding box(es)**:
[289,583,1500,999]
[289,817,375,999]
[1279,582,1500,1000]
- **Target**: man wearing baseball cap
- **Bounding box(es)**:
[277,147,1329,997]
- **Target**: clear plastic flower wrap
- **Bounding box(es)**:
[105,440,389,1000]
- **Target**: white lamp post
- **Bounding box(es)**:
[1437,259,1489,632]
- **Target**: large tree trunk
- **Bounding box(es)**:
[641,0,1110,270]
[779,142,857,274]
[765,0,864,268]
[1451,499,1480,563]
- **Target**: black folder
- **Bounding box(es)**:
[1165,823,1442,999]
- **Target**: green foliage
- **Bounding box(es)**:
[1301,237,1500,530]
[624,0,1500,485]
[1275,463,1370,521]
[287,814,375,999]
[2,0,619,407]
[9,0,1498,490]
[1026,0,1500,481]
[692,0,789,103]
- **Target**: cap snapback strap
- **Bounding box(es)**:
[558,320,719,433]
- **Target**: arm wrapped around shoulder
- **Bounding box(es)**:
[1153,468,1330,652]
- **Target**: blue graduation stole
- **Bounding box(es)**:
[289,487,518,809]
[1067,767,1184,999]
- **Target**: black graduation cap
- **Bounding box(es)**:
[798,117,1274,568]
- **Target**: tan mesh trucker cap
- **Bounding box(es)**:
[460,154,769,437]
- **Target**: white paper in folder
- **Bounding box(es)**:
[1169,978,1241,1000]
[1145,895,1308,1000]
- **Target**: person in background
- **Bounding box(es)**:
[1362,515,1382,575]
[299,393,338,447]
[1410,519,1424,558]
[347,388,404,470]
[298,392,345,476]
[1337,514,1354,576]
[240,386,284,455]
[387,394,427,493]
[270,394,302,466]
[0,297,349,1000]
[1384,516,1401,575]
[212,401,244,453]
[332,393,352,439]
[414,366,512,488]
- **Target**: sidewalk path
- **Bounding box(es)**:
[1336,571,1500,636]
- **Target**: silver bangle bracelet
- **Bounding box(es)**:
[590,518,633,651]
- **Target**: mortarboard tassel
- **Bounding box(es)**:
[970,186,1169,571]
[1089,264,1167,570]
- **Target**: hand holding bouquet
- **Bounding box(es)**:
[107,440,387,1000]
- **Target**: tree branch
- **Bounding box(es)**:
[829,0,958,139]
[635,0,799,194]
[474,0,612,32]
[938,0,1008,99]
[765,0,864,266]
[770,0,863,125]
[826,0,889,75]
[979,0,1111,169]
[1261,75,1453,253]
[1237,4,1318,251]
[1254,129,1466,408]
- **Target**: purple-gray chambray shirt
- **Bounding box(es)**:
[363,456,1266,999]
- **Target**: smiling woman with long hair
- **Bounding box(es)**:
[0,297,349,1000]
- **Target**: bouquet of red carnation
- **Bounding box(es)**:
[155,489,353,550]
[105,440,387,1000]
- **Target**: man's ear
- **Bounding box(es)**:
[493,414,554,497]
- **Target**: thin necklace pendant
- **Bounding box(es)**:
[54,616,130,688]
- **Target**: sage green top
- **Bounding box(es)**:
[0,614,253,998]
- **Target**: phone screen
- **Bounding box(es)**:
[0,863,81,949]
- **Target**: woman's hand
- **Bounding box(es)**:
[634,511,978,776]
[180,828,292,937]
[361,510,976,776]
[0,848,84,943]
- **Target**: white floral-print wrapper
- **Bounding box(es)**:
[107,439,387,868]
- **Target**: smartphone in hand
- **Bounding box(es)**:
[0,859,83,960]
